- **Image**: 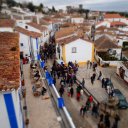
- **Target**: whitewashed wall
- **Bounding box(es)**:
[19,33,30,57]
[104,18,122,22]
[117,62,128,82]
[96,21,110,28]
[0,93,10,128]
[65,39,93,63]
[71,18,84,24]
[0,27,13,32]
[0,90,23,128]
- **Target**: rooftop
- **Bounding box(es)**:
[95,35,119,51]
[55,27,76,39]
[57,35,92,45]
[110,21,127,27]
[0,19,15,28]
[27,22,48,32]
[0,32,20,91]
[104,13,122,19]
[15,26,42,38]
[56,35,79,45]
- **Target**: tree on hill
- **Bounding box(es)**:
[0,0,3,13]
[52,6,56,12]
[6,0,17,7]
[37,3,44,12]
[27,2,35,12]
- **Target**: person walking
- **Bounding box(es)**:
[80,105,84,116]
[92,73,96,81]
[81,78,85,88]
[112,114,120,128]
[76,92,81,101]
[104,113,110,128]
[92,103,99,118]
[98,71,102,80]
[90,61,92,69]
[83,105,88,117]
[70,87,74,97]
[102,78,105,88]
[89,95,93,103]
[59,86,64,97]
[80,89,84,100]
[87,60,90,69]
[91,76,94,85]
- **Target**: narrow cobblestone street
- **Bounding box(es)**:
[23,64,61,128]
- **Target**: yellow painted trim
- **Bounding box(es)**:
[78,61,87,67]
[109,65,117,67]
[62,45,66,63]
[91,44,95,62]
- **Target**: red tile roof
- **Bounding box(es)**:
[57,35,79,45]
[57,35,92,45]
[15,26,42,38]
[55,27,76,39]
[110,21,127,27]
[27,22,47,32]
[0,32,20,91]
[95,35,120,51]
[104,13,122,19]
[0,19,15,28]
[39,19,50,25]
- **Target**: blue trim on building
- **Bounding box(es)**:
[36,38,38,50]
[36,38,38,60]
[4,93,18,128]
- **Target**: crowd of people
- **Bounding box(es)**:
[98,113,120,128]
[40,42,56,62]
[38,43,121,128]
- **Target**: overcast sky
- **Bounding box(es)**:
[16,0,128,12]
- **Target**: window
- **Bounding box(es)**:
[20,43,24,47]
[72,47,77,53]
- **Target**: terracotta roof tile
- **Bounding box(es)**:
[57,35,92,45]
[104,13,122,19]
[55,27,76,39]
[0,32,20,91]
[39,19,51,25]
[110,21,127,27]
[53,14,65,19]
[0,19,15,27]
[27,22,47,32]
[57,35,79,45]
[95,35,119,51]
[15,26,42,38]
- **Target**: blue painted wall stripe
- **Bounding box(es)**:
[36,38,38,50]
[4,93,18,128]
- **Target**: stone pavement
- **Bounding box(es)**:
[47,60,98,128]
[77,66,108,102]
[23,64,61,128]
[77,64,128,128]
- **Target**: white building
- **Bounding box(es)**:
[56,35,94,66]
[94,35,122,66]
[0,32,24,128]
[15,26,42,60]
[71,16,84,24]
[117,62,128,83]
[104,13,124,22]
[0,19,15,32]
[26,22,49,43]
